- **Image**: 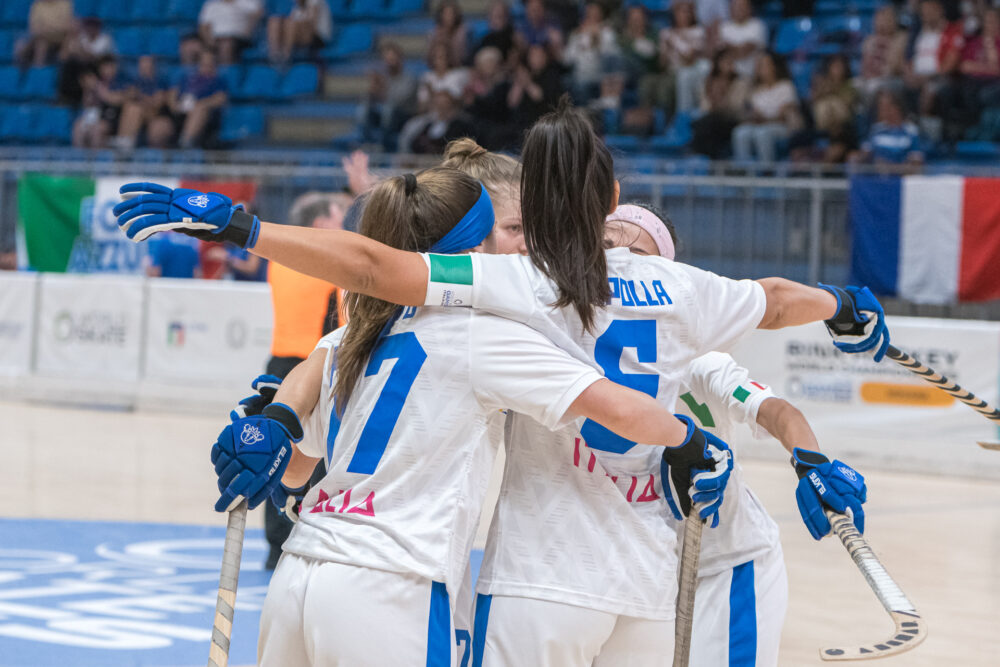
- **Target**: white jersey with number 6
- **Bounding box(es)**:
[285,306,603,597]
[421,248,767,619]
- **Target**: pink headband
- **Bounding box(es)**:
[605,204,675,260]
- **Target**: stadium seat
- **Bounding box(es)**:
[94,0,131,24]
[217,65,244,94]
[650,111,693,155]
[0,29,16,62]
[0,65,22,99]
[278,63,319,98]
[774,18,817,54]
[130,0,165,22]
[149,27,181,58]
[0,0,30,27]
[162,63,189,88]
[328,24,374,59]
[165,0,203,21]
[0,105,34,141]
[115,27,147,57]
[37,106,72,142]
[220,106,265,143]
[19,66,58,100]
[955,141,1000,162]
[387,0,426,14]
[604,134,642,152]
[237,64,282,100]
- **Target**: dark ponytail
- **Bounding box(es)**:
[520,100,615,331]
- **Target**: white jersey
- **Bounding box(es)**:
[673,352,782,577]
[285,306,603,597]
[422,248,767,619]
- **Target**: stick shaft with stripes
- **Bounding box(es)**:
[208,501,247,667]
[672,512,703,667]
[886,345,1000,422]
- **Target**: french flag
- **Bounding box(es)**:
[850,174,1000,304]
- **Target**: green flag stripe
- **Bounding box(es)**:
[17,174,94,273]
[428,254,473,285]
[733,386,750,403]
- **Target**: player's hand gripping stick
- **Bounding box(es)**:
[791,459,926,661]
[208,500,247,667]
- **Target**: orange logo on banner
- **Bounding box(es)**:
[860,382,954,407]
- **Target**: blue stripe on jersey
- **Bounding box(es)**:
[471,593,492,667]
[427,581,451,667]
[729,560,757,666]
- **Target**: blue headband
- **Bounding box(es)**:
[428,184,494,253]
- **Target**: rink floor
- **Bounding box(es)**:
[3,400,1000,666]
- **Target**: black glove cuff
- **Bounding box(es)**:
[662,425,709,468]
[227,210,257,248]
[791,447,830,480]
[263,402,304,442]
[820,284,865,335]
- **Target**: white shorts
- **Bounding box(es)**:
[690,544,788,667]
[471,594,674,667]
[258,553,460,666]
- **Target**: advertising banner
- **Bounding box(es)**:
[0,272,38,376]
[144,279,272,385]
[730,317,1000,473]
[35,274,144,381]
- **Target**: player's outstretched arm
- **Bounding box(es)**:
[270,347,326,422]
[568,378,689,447]
[755,397,820,455]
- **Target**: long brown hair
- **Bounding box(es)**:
[334,167,482,410]
[520,100,615,331]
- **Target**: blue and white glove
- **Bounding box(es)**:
[661,414,734,528]
[269,481,310,522]
[231,374,282,419]
[818,284,890,362]
[113,182,261,248]
[211,402,303,513]
[792,447,867,540]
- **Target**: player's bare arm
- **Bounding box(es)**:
[756,278,837,329]
[755,397,820,455]
[270,346,326,419]
[568,378,690,447]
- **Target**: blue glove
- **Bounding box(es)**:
[818,284,890,362]
[113,182,261,248]
[211,402,303,512]
[661,414,734,528]
[792,447,867,540]
[231,374,283,419]
[270,481,310,522]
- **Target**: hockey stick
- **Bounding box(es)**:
[885,346,1000,449]
[208,501,248,667]
[672,510,703,667]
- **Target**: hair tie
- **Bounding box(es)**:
[403,173,417,196]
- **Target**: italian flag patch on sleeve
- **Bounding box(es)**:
[424,254,474,307]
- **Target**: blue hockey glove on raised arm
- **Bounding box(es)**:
[113,182,261,248]
[792,447,867,540]
[818,284,890,362]
[211,402,303,512]
[231,374,283,420]
[661,414,734,528]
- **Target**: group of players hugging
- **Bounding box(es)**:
[114,104,886,667]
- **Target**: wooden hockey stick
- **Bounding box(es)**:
[885,346,1000,449]
[672,511,703,667]
[208,501,248,667]
[817,507,927,661]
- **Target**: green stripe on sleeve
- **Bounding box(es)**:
[733,386,750,403]
[428,254,474,285]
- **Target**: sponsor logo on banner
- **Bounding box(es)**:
[226,319,247,349]
[860,382,954,407]
[166,321,185,347]
[53,310,128,346]
[787,375,853,403]
[0,320,23,340]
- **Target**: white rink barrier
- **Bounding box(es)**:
[0,272,272,412]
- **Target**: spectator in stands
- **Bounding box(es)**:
[957,8,1000,121]
[227,247,267,281]
[696,0,730,28]
[563,2,621,103]
[718,0,768,79]
[58,17,115,106]
[692,47,749,158]
[72,55,127,148]
[266,0,332,64]
[857,5,907,105]
[115,55,171,150]
[516,0,564,56]
[851,88,923,165]
[358,41,418,149]
[473,1,515,64]
[167,49,228,148]
[791,54,859,163]
[179,33,205,68]
[16,0,73,67]
[430,0,469,68]
[419,42,469,113]
[464,46,511,148]
[660,0,710,114]
[620,6,658,85]
[398,84,475,154]
[507,43,562,141]
[145,232,202,279]
[904,0,963,130]
[731,50,803,162]
[198,0,263,65]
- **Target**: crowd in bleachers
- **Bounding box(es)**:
[4,0,1000,163]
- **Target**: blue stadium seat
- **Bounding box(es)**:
[788,60,814,99]
[0,0,30,27]
[0,29,16,62]
[74,0,100,17]
[149,26,181,57]
[37,106,72,142]
[94,0,131,25]
[955,141,1000,162]
[237,64,281,100]
[650,111,693,154]
[19,66,58,100]
[328,24,374,59]
[162,63,189,88]
[130,0,165,22]
[604,134,642,152]
[774,18,817,54]
[0,65,22,99]
[115,27,146,57]
[329,0,351,19]
[217,65,244,94]
[267,0,295,14]
[278,63,319,98]
[0,105,34,141]
[220,106,265,143]
[387,0,426,14]
[165,0,203,20]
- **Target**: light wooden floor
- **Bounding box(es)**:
[4,400,999,666]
